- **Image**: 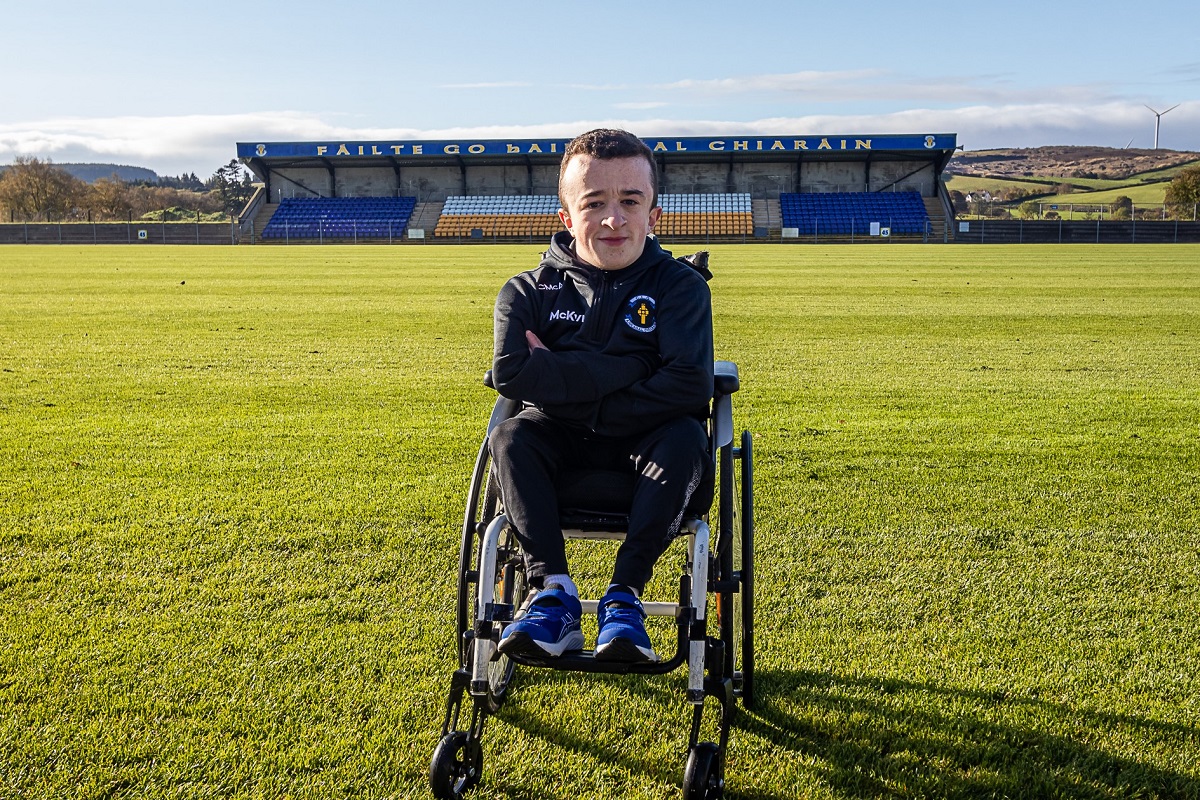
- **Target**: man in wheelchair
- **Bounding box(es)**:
[489,128,715,664]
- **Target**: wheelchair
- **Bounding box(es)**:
[431,360,754,800]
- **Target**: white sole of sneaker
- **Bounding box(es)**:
[594,637,660,663]
[499,629,585,658]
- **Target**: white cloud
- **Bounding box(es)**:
[2,101,1197,176]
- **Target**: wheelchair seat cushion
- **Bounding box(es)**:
[556,465,715,533]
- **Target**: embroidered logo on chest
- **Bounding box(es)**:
[624,295,656,333]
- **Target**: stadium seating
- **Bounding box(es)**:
[259,191,929,243]
[657,193,753,237]
[435,195,561,239]
[779,191,930,236]
[434,193,754,239]
[262,196,417,240]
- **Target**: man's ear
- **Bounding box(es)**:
[558,208,573,229]
[648,206,662,229]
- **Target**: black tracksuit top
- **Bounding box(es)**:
[492,231,714,439]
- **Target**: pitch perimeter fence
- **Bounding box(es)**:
[955,219,1200,244]
[5,219,1200,246]
[0,221,240,245]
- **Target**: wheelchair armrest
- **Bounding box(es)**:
[714,360,740,396]
[712,361,739,449]
[482,370,523,434]
[487,394,522,435]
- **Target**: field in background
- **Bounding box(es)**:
[2,244,1198,799]
[945,157,1200,214]
[945,173,1172,207]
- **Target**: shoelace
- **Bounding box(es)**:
[524,597,567,620]
[601,601,643,623]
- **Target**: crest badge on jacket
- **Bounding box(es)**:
[625,295,657,333]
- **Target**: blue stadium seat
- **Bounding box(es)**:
[779,191,929,235]
[262,196,417,240]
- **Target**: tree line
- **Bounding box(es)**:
[0,157,256,223]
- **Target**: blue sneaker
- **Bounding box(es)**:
[497,586,584,658]
[595,587,659,663]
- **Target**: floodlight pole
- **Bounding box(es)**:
[1145,104,1180,150]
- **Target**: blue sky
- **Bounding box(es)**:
[2,0,1198,176]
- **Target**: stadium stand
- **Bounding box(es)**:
[232,134,964,245]
[779,191,930,236]
[261,196,417,240]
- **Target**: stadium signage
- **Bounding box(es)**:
[694,139,873,151]
[240,134,955,161]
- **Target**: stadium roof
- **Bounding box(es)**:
[237,133,959,177]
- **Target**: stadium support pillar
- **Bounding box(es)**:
[320,158,336,197]
[456,156,467,196]
[249,158,271,204]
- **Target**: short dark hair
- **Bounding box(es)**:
[558,129,658,208]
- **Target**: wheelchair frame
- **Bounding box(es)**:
[431,361,754,800]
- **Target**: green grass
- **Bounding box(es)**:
[945,174,1141,196]
[1035,183,1171,208]
[1130,158,1200,183]
[3,244,1199,799]
[944,175,1054,195]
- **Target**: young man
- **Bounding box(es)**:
[489,129,714,663]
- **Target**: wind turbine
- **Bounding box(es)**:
[1144,103,1180,150]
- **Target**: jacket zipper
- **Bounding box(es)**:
[580,270,618,346]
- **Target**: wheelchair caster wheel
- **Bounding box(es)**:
[429,731,482,799]
[683,742,723,799]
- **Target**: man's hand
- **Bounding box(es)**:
[526,330,549,352]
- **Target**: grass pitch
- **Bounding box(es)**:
[2,243,1198,799]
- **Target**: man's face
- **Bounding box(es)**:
[557,154,661,271]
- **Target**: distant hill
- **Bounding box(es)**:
[0,162,160,184]
[56,163,161,184]
[946,146,1199,181]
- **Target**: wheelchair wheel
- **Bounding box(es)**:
[479,529,525,713]
[456,441,524,713]
[683,742,723,799]
[456,442,502,659]
[430,731,482,800]
[735,429,755,709]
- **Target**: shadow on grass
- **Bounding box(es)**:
[490,668,1198,799]
[733,669,1198,799]
[493,670,691,779]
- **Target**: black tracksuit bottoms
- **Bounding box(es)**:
[488,408,709,595]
